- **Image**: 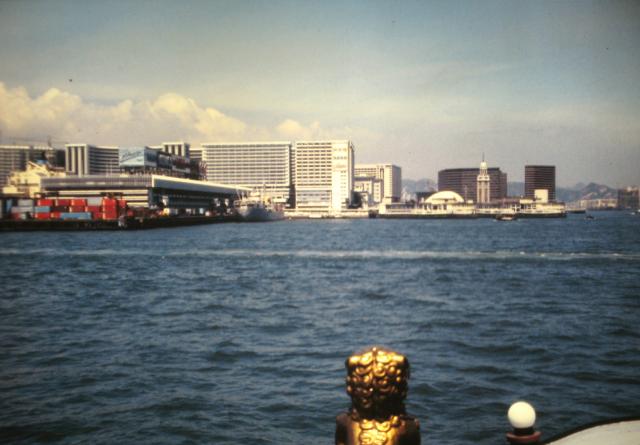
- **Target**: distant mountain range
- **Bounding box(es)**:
[508,182,618,202]
[402,179,618,203]
[402,178,438,194]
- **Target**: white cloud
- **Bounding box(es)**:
[0,82,264,146]
[275,119,321,140]
[0,82,371,149]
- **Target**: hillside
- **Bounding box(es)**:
[402,178,437,194]
[508,182,617,202]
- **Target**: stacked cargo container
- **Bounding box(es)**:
[4,197,126,221]
[9,199,35,220]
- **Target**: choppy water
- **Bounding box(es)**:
[1,211,639,444]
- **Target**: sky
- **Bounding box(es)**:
[0,0,639,186]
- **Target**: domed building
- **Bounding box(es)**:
[422,190,474,214]
[424,190,465,205]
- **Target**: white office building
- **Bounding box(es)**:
[201,141,293,203]
[65,144,120,176]
[294,140,354,211]
[354,163,402,204]
[354,176,383,208]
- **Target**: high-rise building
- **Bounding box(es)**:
[438,167,507,202]
[525,165,556,201]
[65,144,120,176]
[201,141,293,203]
[617,187,639,210]
[355,164,402,203]
[294,140,354,211]
[1,145,65,185]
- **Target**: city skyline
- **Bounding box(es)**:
[1,0,639,187]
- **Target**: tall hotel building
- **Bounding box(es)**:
[354,164,402,203]
[524,165,556,201]
[201,141,293,203]
[294,140,354,211]
[1,145,65,185]
[65,144,120,176]
[438,166,507,202]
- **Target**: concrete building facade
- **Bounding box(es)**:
[355,164,402,204]
[201,141,293,204]
[65,144,120,176]
[525,165,556,201]
[294,140,354,211]
[354,176,383,207]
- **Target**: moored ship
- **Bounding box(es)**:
[235,197,284,222]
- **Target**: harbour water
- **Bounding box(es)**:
[1,211,638,444]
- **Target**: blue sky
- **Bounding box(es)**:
[1,0,639,186]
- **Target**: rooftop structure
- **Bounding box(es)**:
[41,174,250,209]
[161,141,190,158]
[119,146,204,180]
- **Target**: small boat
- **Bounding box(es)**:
[585,214,595,220]
[496,213,517,221]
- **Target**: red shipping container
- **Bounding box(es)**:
[71,199,87,206]
[117,199,127,209]
[69,206,85,212]
[37,199,54,206]
[51,212,61,219]
[35,213,51,220]
[102,211,118,220]
[56,199,71,206]
[10,213,22,220]
[90,211,101,220]
[86,206,101,213]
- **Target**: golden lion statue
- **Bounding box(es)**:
[335,347,421,445]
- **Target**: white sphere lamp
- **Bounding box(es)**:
[506,401,541,444]
[508,401,536,429]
